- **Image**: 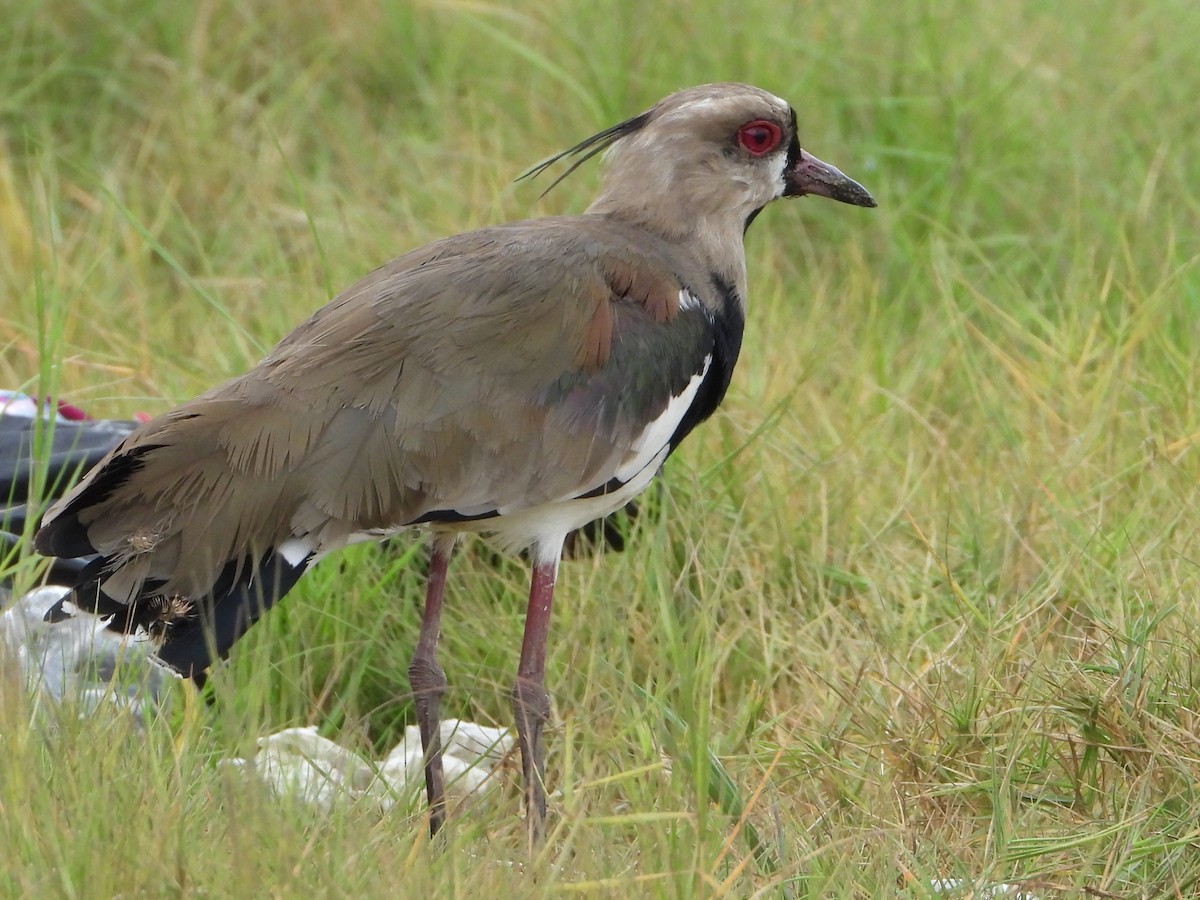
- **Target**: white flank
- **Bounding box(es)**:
[487,444,668,556]
[479,361,719,553]
[614,354,711,483]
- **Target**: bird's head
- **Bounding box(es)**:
[524,83,875,240]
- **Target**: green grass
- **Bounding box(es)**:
[3,0,1200,895]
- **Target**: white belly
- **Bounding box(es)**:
[468,444,666,554]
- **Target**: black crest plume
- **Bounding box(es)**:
[517,109,653,197]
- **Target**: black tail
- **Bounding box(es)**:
[153,551,310,681]
[44,550,311,685]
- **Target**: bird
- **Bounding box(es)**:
[34,82,875,842]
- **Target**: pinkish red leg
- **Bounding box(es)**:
[408,533,456,836]
[511,538,564,845]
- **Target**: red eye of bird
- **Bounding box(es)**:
[737,120,783,156]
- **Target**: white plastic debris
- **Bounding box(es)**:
[0,585,170,717]
[375,719,515,806]
[221,727,371,810]
[928,879,1038,899]
[3,583,512,813]
[223,720,514,813]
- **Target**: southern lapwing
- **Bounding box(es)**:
[34,83,875,840]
